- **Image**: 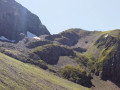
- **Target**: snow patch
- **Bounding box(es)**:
[33,37,41,40]
[0,36,9,41]
[27,31,41,40]
[105,34,108,38]
[27,31,37,38]
[0,36,15,42]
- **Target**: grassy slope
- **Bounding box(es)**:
[85,30,120,72]
[0,53,90,90]
[86,30,118,57]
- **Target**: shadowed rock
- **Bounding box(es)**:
[0,0,50,42]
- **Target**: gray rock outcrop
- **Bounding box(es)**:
[0,0,50,42]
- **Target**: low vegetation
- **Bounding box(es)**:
[86,30,120,78]
[60,65,92,87]
[26,40,52,48]
[0,53,90,90]
[74,55,88,67]
[28,44,75,65]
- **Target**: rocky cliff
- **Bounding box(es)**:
[0,0,50,42]
[28,44,75,65]
[86,30,120,85]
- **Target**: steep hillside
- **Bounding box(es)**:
[0,28,120,89]
[45,29,101,49]
[28,44,75,65]
[86,30,120,86]
[1,0,120,90]
[0,52,90,90]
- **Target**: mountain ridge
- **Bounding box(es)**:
[0,0,120,90]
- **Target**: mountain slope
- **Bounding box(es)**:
[45,28,101,49]
[28,44,75,65]
[86,30,120,86]
[0,52,90,90]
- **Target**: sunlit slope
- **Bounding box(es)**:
[86,30,120,84]
[0,53,90,90]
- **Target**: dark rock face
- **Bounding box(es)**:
[28,44,75,65]
[45,29,99,47]
[45,31,80,46]
[90,33,120,86]
[26,40,53,48]
[101,43,120,86]
[0,0,50,41]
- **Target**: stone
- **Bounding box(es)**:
[0,0,50,42]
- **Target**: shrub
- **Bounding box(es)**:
[74,55,88,66]
[38,60,48,69]
[60,65,92,87]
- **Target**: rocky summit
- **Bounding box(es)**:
[0,0,50,42]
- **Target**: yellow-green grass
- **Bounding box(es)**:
[86,29,120,58]
[85,29,120,72]
[0,53,90,90]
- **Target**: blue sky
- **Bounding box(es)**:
[16,0,120,34]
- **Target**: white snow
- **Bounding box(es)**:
[105,34,108,38]
[0,36,9,41]
[27,31,41,40]
[33,37,41,40]
[27,31,37,38]
[0,36,15,42]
